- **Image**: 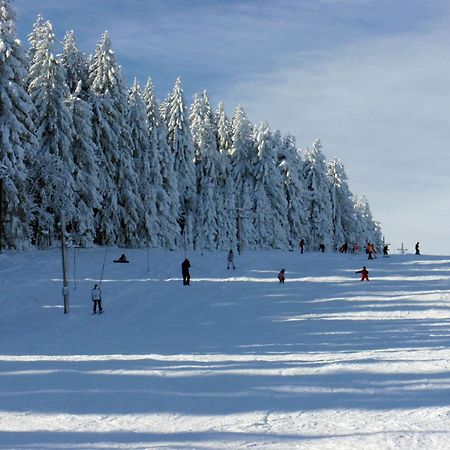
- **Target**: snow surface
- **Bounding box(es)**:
[1,248,450,449]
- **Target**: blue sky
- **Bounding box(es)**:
[12,0,450,254]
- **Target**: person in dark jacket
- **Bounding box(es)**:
[227,250,236,269]
[415,242,420,255]
[278,269,286,283]
[181,258,191,286]
[299,239,305,254]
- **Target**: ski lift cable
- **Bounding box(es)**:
[99,247,108,288]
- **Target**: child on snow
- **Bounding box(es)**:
[356,266,369,281]
[278,269,286,283]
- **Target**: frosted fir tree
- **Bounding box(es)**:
[68,82,101,247]
[326,159,357,249]
[302,140,333,251]
[353,194,382,249]
[27,13,45,65]
[252,122,289,249]
[88,32,143,247]
[0,0,37,248]
[277,133,310,249]
[190,92,219,250]
[28,17,76,246]
[215,102,236,250]
[127,79,157,246]
[164,77,196,249]
[60,30,88,95]
[143,78,180,249]
[230,106,256,251]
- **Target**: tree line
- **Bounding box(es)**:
[0,2,382,252]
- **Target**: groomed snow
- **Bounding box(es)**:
[1,248,450,449]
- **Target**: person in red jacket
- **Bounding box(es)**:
[356,266,369,281]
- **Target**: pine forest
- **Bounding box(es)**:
[0,2,382,253]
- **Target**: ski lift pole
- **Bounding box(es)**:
[146,241,150,272]
[73,245,79,290]
[60,215,69,314]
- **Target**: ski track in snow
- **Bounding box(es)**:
[1,249,450,449]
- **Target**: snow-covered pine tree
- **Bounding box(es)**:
[127,79,156,247]
[88,32,143,247]
[277,133,310,250]
[302,140,333,251]
[326,159,357,250]
[27,13,45,66]
[60,30,88,95]
[190,92,219,250]
[230,106,256,251]
[252,122,289,249]
[68,81,101,247]
[28,17,76,247]
[164,77,196,249]
[143,78,180,249]
[353,194,382,250]
[0,0,37,248]
[215,102,236,250]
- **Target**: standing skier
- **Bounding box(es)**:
[278,269,286,283]
[181,258,191,286]
[356,266,369,281]
[299,239,305,254]
[227,249,236,269]
[415,242,420,255]
[91,284,103,314]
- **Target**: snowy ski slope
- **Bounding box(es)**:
[1,247,450,449]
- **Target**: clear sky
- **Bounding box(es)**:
[12,0,450,254]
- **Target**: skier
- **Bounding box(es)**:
[353,243,360,254]
[367,243,376,260]
[355,266,369,281]
[278,269,286,283]
[91,284,103,314]
[415,242,420,255]
[181,258,191,286]
[319,243,325,253]
[339,242,348,253]
[227,249,236,270]
[299,239,305,254]
[383,244,389,257]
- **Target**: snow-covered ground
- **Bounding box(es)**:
[1,247,450,449]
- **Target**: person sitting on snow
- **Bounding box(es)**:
[114,254,129,263]
[356,266,369,281]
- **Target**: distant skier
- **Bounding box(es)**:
[227,249,236,270]
[367,243,376,260]
[415,242,420,255]
[383,244,389,257]
[319,243,325,253]
[339,242,348,253]
[299,239,305,254]
[356,266,369,281]
[114,253,129,263]
[278,269,286,283]
[181,258,191,286]
[353,243,360,254]
[91,284,103,314]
